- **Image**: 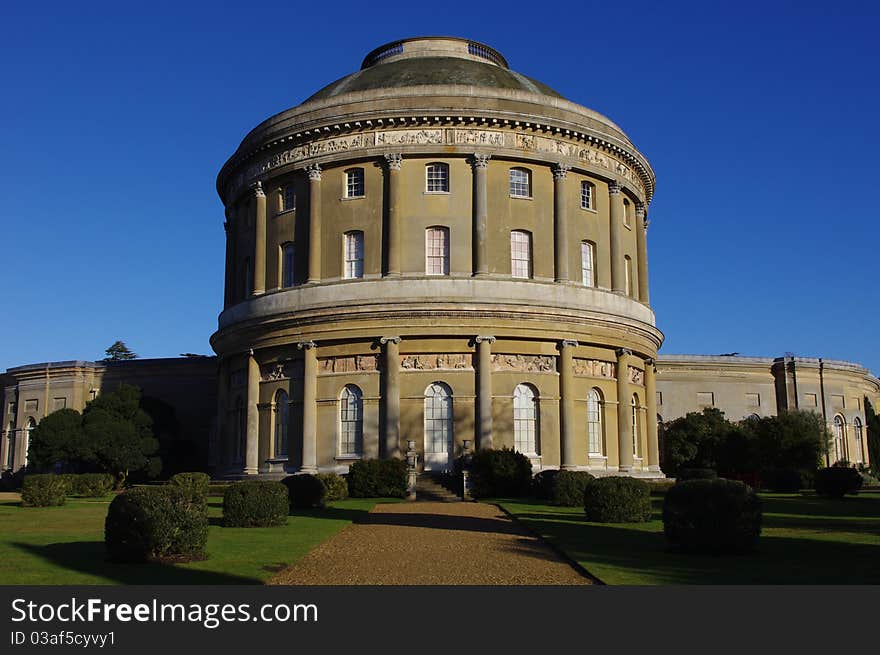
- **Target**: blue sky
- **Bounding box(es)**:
[1,1,877,374]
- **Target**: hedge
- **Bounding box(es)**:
[531,469,559,501]
[73,473,115,497]
[315,472,348,501]
[466,448,533,499]
[663,478,762,553]
[583,476,652,523]
[222,481,289,527]
[169,472,211,502]
[676,468,718,482]
[814,466,863,498]
[21,474,68,507]
[551,470,595,507]
[347,459,408,498]
[761,468,804,493]
[282,474,326,509]
[105,486,208,562]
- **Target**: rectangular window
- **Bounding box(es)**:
[624,256,633,296]
[426,163,449,192]
[281,244,295,288]
[344,232,364,279]
[510,231,532,279]
[623,199,632,227]
[580,181,594,210]
[697,392,715,407]
[345,169,365,198]
[425,227,449,275]
[509,168,531,198]
[581,241,595,286]
[282,184,296,211]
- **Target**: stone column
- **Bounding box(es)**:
[559,339,578,470]
[552,164,570,283]
[245,350,260,475]
[385,154,403,276]
[306,164,322,283]
[380,336,401,459]
[636,202,650,304]
[475,336,496,449]
[0,427,8,470]
[609,181,626,293]
[298,341,318,473]
[252,181,267,295]
[616,348,633,473]
[644,358,660,472]
[471,153,491,276]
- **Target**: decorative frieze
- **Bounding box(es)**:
[400,354,472,370]
[454,129,505,146]
[572,358,616,379]
[628,366,645,386]
[262,363,287,381]
[318,355,379,373]
[375,129,443,146]
[491,354,556,373]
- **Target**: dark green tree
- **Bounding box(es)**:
[81,384,160,485]
[740,410,828,474]
[26,408,87,471]
[865,398,880,475]
[660,408,745,477]
[102,341,138,361]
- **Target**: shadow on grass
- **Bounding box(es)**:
[10,542,262,585]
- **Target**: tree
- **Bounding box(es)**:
[82,384,160,485]
[102,341,138,361]
[27,408,87,471]
[740,410,828,474]
[864,398,880,475]
[660,408,745,477]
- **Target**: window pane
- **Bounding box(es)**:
[340,386,363,455]
[346,169,364,197]
[282,244,295,288]
[587,390,603,454]
[581,181,593,209]
[425,384,452,454]
[344,232,364,279]
[275,391,289,457]
[581,242,594,287]
[426,163,449,192]
[426,227,449,275]
[513,384,538,454]
[509,168,530,197]
[283,185,296,211]
[510,231,531,279]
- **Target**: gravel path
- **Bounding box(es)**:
[269,501,591,585]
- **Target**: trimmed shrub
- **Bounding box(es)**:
[814,466,863,498]
[663,479,762,553]
[222,481,289,527]
[282,474,327,509]
[551,470,595,507]
[316,472,348,501]
[21,474,68,507]
[467,448,533,499]
[762,468,803,493]
[676,468,718,482]
[74,473,115,497]
[532,469,559,501]
[105,486,208,562]
[169,472,210,502]
[583,476,652,523]
[56,473,78,495]
[207,483,232,497]
[347,459,408,498]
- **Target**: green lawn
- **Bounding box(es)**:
[0,492,385,584]
[499,492,880,585]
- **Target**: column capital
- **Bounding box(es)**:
[475,335,496,344]
[644,357,656,367]
[470,153,491,169]
[384,153,403,170]
[251,180,265,198]
[616,347,633,358]
[297,340,317,350]
[560,339,579,349]
[380,336,401,345]
[635,201,646,217]
[608,180,622,195]
[305,163,322,181]
[552,163,571,181]
[247,348,255,357]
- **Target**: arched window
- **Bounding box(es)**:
[234,396,245,463]
[833,415,846,463]
[587,388,604,455]
[281,184,296,212]
[510,230,532,279]
[631,394,641,457]
[25,417,36,466]
[281,243,295,288]
[425,227,450,275]
[5,422,15,470]
[581,241,595,287]
[509,167,531,198]
[344,231,364,279]
[345,168,365,198]
[580,181,595,210]
[624,255,633,297]
[426,163,449,193]
[424,382,453,458]
[339,385,363,456]
[274,390,289,458]
[513,384,539,455]
[853,417,864,463]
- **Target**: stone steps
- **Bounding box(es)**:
[415,473,461,502]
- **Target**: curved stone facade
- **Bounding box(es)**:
[211,37,662,476]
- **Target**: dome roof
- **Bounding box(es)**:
[305,37,564,102]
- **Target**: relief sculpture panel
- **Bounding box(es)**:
[318,355,379,374]
[572,358,616,379]
[491,354,556,373]
[400,353,473,370]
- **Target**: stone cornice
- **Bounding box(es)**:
[218,112,655,205]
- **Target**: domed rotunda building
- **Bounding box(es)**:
[211,37,663,477]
